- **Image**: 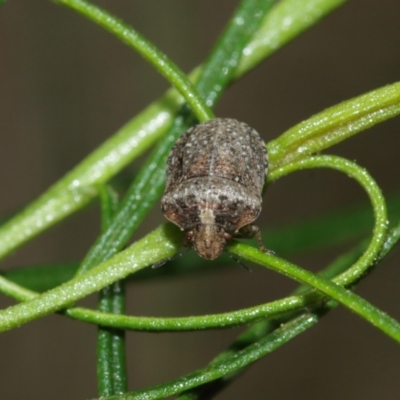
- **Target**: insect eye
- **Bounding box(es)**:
[186,231,194,241]
[224,232,232,242]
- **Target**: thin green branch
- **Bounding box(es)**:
[66,296,307,331]
[268,156,388,287]
[97,282,127,396]
[98,185,120,233]
[194,0,278,106]
[268,82,400,167]
[53,0,213,122]
[235,0,349,77]
[230,244,400,343]
[97,186,127,397]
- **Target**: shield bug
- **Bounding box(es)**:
[161,118,268,260]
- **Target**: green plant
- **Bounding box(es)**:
[1,0,400,399]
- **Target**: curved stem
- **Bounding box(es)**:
[268,155,388,286]
[54,0,213,122]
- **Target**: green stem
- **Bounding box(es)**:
[195,0,278,106]
[97,186,127,396]
[53,0,213,122]
[268,155,388,286]
[230,244,400,343]
[268,82,400,167]
[235,0,349,77]
[97,282,127,396]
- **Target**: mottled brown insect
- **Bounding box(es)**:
[161,118,268,260]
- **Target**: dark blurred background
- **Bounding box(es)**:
[1,1,400,399]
